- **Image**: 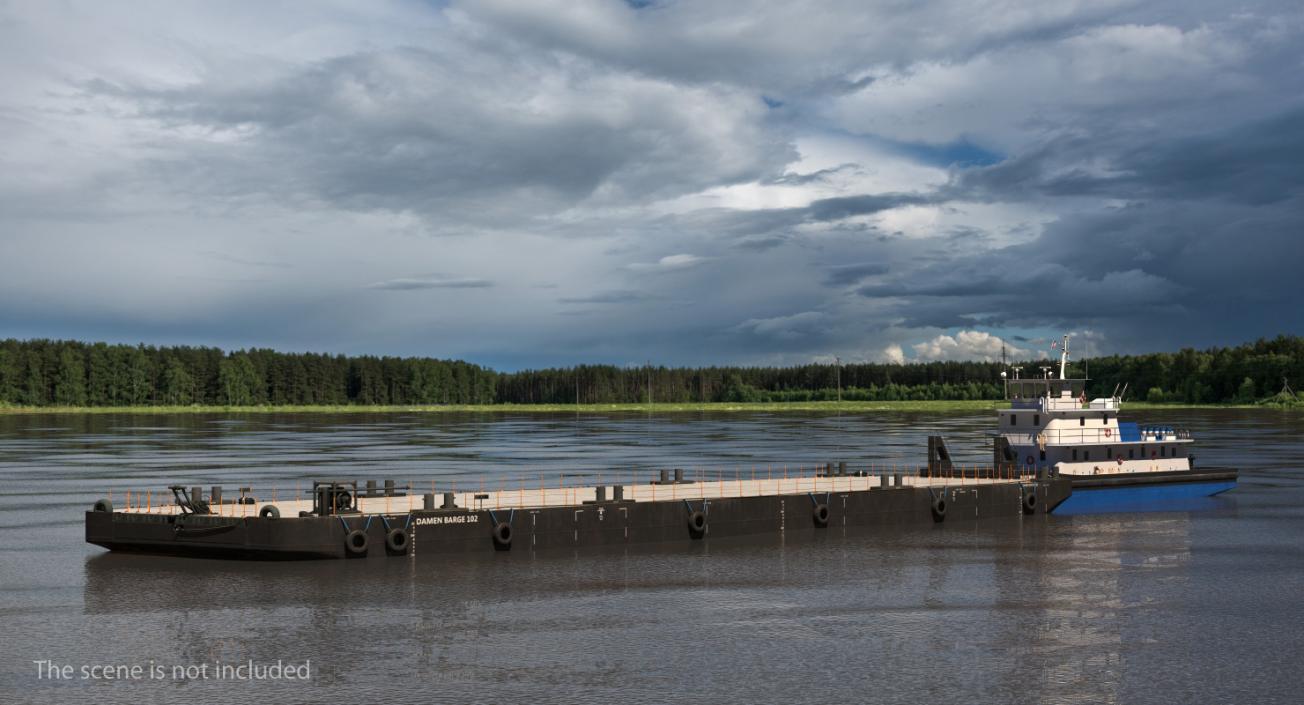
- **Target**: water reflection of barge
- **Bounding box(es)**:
[87,466,1071,561]
[990,335,1237,513]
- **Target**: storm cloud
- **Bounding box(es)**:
[1,1,1301,367]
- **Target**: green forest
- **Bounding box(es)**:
[0,335,1300,408]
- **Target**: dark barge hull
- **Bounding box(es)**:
[86,478,1073,561]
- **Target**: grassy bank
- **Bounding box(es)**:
[0,400,1276,415]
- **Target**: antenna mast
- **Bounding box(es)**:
[1058,334,1070,380]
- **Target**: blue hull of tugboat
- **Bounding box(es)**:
[1053,471,1236,515]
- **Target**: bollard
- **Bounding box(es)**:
[879,474,889,489]
[190,486,203,503]
[366,480,377,497]
[893,473,903,487]
[423,493,435,510]
[659,469,670,484]
[838,461,847,476]
[613,485,624,502]
[674,468,684,483]
[385,479,396,497]
[595,485,606,502]
[211,486,222,506]
[442,492,457,509]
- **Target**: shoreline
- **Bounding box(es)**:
[0,400,1278,415]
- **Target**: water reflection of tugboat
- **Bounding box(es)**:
[992,335,1238,513]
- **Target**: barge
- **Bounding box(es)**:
[990,335,1238,513]
[86,465,1071,560]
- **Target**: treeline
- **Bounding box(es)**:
[0,340,495,407]
[497,363,1008,403]
[1081,335,1302,404]
[0,336,1299,407]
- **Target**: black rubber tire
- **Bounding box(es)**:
[686,510,707,537]
[931,495,947,522]
[345,529,368,556]
[92,499,113,513]
[492,522,513,550]
[259,504,280,519]
[1022,490,1038,515]
[812,503,830,528]
[386,527,408,553]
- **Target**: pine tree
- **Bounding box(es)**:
[53,347,87,406]
[21,349,46,405]
[161,358,195,405]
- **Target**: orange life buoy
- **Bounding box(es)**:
[1104,428,1112,438]
[1116,455,1124,465]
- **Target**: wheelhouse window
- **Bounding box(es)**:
[1072,448,1078,461]
[1010,415,1017,426]
[1084,450,1090,461]
[1079,416,1085,426]
[1033,414,1040,426]
[1129,448,1135,459]
[1103,414,1110,424]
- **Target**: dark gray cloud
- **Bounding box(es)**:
[85,45,793,223]
[366,277,493,290]
[825,263,890,286]
[557,290,652,304]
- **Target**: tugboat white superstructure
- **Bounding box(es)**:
[993,335,1237,512]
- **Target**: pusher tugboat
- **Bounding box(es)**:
[992,335,1237,512]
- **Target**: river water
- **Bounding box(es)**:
[1,409,1301,704]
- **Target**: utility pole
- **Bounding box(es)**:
[646,360,652,406]
[835,356,842,403]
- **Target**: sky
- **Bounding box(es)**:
[2,0,1302,370]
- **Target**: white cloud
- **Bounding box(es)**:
[627,254,707,271]
[826,19,1290,150]
[911,331,1027,361]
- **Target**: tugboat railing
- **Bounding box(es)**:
[1003,427,1192,446]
